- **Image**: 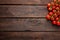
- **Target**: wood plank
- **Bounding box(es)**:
[0,5,48,17]
[0,18,60,31]
[0,32,60,40]
[0,0,52,4]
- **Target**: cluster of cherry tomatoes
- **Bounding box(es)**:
[46,0,60,26]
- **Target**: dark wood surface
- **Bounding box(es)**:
[0,5,47,17]
[0,0,60,40]
[0,32,60,40]
[0,0,52,4]
[0,18,60,31]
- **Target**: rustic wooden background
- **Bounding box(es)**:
[0,0,60,40]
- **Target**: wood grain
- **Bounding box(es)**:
[0,32,60,40]
[0,18,60,31]
[0,0,52,4]
[0,5,48,17]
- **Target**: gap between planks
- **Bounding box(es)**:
[0,4,47,6]
[0,17,45,19]
[0,31,60,32]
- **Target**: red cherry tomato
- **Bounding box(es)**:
[47,3,51,7]
[52,6,56,10]
[58,0,60,1]
[54,13,57,17]
[48,7,52,11]
[56,4,59,7]
[57,12,60,16]
[59,5,60,7]
[54,0,57,2]
[53,10,56,13]
[56,17,59,21]
[52,21,56,24]
[49,12,53,16]
[46,15,51,20]
[47,0,60,26]
[51,16,55,21]
[56,7,59,10]
[57,21,60,26]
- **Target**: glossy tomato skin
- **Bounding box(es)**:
[52,21,56,25]
[57,11,59,14]
[56,4,59,7]
[46,15,51,20]
[54,0,57,2]
[47,3,51,7]
[57,12,60,16]
[56,7,59,10]
[59,5,60,7]
[57,11,60,14]
[52,6,56,10]
[48,12,53,16]
[57,21,60,26]
[58,0,60,1]
[56,17,59,21]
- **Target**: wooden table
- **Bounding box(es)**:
[0,0,60,40]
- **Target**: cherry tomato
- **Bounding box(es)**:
[47,3,51,7]
[52,21,56,24]
[57,21,60,26]
[56,17,59,21]
[51,16,55,21]
[52,6,56,9]
[56,7,59,10]
[55,4,59,7]
[54,0,57,2]
[47,0,60,26]
[49,12,53,16]
[46,15,51,20]
[48,7,52,11]
[58,0,60,2]
[54,13,57,17]
[53,9,56,13]
[59,5,60,7]
[57,11,60,16]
